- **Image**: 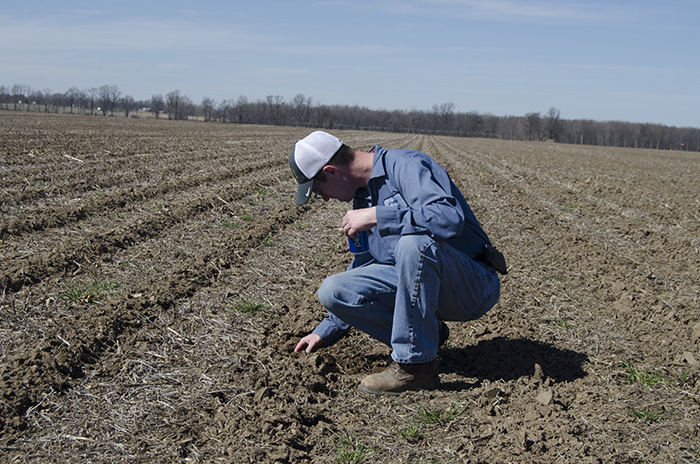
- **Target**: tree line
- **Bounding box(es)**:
[2,83,698,152]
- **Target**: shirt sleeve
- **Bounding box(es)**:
[312,313,350,346]
[375,152,465,240]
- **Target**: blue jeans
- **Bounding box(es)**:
[317,235,500,364]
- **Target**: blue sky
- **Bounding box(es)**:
[2,1,699,127]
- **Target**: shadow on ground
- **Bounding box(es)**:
[438,337,588,389]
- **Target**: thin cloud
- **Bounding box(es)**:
[0,16,267,54]
[370,0,633,22]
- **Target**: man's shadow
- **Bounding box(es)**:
[437,337,588,390]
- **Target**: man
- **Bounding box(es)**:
[289,131,504,395]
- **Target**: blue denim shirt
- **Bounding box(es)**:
[313,145,491,344]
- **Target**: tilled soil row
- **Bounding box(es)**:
[0,116,287,219]
[0,165,288,291]
[0,192,309,439]
[0,158,280,239]
[1,142,275,209]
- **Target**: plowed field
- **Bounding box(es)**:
[1,111,699,463]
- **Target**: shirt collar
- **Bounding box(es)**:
[369,145,387,180]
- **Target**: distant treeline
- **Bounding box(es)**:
[2,83,698,152]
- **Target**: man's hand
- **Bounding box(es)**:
[342,207,377,238]
[294,333,324,353]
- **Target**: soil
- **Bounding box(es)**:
[1,111,699,463]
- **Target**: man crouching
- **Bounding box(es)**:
[289,131,503,395]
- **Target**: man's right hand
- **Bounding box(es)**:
[294,333,324,353]
[342,206,377,238]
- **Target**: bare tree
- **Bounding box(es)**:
[0,85,7,109]
[265,95,284,125]
[218,100,232,123]
[123,95,135,117]
[76,89,87,114]
[11,84,26,110]
[235,95,249,123]
[98,85,121,115]
[179,95,194,120]
[290,93,311,126]
[165,90,193,120]
[28,88,43,112]
[545,107,562,141]
[48,91,65,113]
[433,102,455,134]
[200,97,215,122]
[458,111,484,137]
[150,94,164,118]
[525,112,542,141]
[99,85,110,115]
[39,88,51,112]
[86,87,98,115]
[109,85,121,116]
[166,90,181,120]
[65,87,80,114]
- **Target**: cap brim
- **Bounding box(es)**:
[295,178,314,205]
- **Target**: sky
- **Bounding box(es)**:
[1,0,699,128]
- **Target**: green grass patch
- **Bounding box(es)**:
[560,203,578,213]
[257,235,274,246]
[310,255,327,266]
[59,281,121,303]
[221,218,238,228]
[399,422,423,443]
[333,432,373,463]
[623,361,666,387]
[627,406,668,423]
[229,298,266,314]
[415,402,465,427]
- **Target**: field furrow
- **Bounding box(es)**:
[0,157,281,238]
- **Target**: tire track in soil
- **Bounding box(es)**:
[0,158,280,239]
[0,187,315,438]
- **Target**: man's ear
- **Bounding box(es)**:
[322,164,339,177]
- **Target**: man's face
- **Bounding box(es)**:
[313,166,355,203]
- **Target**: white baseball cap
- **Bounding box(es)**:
[289,131,343,205]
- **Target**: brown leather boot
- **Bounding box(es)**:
[358,359,439,395]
